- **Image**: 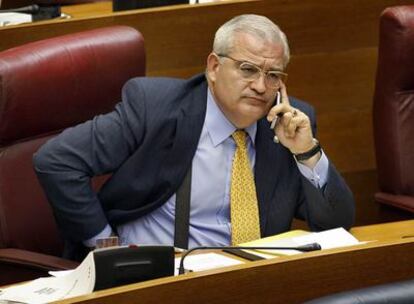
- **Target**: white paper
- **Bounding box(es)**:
[0,252,95,304]
[293,227,360,249]
[0,13,32,26]
[174,252,244,275]
[249,228,361,258]
[48,269,74,277]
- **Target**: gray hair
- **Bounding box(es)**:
[213,14,290,68]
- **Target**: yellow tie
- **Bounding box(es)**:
[230,130,261,245]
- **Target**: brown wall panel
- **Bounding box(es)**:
[287,47,378,172]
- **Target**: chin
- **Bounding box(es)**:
[235,113,264,128]
[243,105,267,118]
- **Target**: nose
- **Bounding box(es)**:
[250,72,267,94]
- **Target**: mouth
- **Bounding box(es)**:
[244,96,267,104]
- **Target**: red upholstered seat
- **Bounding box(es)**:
[0,25,145,285]
[373,5,414,213]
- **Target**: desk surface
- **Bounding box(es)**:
[61,1,112,19]
[351,219,414,242]
[53,220,414,304]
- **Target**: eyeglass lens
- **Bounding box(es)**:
[239,62,285,88]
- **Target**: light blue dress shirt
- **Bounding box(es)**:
[85,89,329,247]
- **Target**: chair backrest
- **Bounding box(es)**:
[373,5,414,212]
[0,25,145,257]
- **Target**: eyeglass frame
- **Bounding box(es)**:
[216,53,288,89]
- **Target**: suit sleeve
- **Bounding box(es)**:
[33,79,146,242]
[296,164,355,230]
[294,102,355,230]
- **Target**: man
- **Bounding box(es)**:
[34,14,355,261]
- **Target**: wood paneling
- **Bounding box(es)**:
[288,47,379,172]
[2,0,414,223]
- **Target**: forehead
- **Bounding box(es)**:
[231,33,285,69]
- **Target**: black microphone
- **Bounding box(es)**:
[0,4,40,14]
[178,243,321,274]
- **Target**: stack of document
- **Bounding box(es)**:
[0,13,31,26]
[239,227,362,259]
[0,252,95,304]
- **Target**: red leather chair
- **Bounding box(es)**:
[373,5,414,213]
[0,26,145,285]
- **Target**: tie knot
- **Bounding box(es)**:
[232,130,247,148]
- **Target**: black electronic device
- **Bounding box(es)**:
[113,0,188,11]
[0,3,60,21]
[94,245,174,291]
[178,243,322,274]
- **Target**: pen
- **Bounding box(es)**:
[270,91,281,130]
[270,91,282,143]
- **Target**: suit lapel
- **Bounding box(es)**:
[162,78,207,190]
[254,118,286,233]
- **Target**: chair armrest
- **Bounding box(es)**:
[375,192,414,213]
[0,248,79,271]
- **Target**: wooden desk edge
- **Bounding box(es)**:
[56,234,414,303]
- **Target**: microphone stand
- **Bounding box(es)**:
[178,243,321,275]
[0,5,40,14]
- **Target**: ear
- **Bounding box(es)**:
[206,53,220,83]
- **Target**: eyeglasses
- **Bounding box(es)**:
[217,54,288,89]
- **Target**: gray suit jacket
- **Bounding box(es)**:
[34,74,355,259]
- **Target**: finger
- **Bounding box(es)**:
[267,99,292,122]
[279,82,290,107]
[292,109,311,129]
[280,111,294,137]
[267,82,290,122]
[285,115,298,138]
[282,109,305,137]
[267,104,284,122]
[267,91,280,122]
[289,111,312,138]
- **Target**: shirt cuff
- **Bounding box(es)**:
[296,150,329,188]
[83,224,113,247]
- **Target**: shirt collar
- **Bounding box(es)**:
[206,88,257,147]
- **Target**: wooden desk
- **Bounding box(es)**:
[2,0,414,224]
[53,220,414,304]
[351,219,414,242]
[61,1,112,19]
